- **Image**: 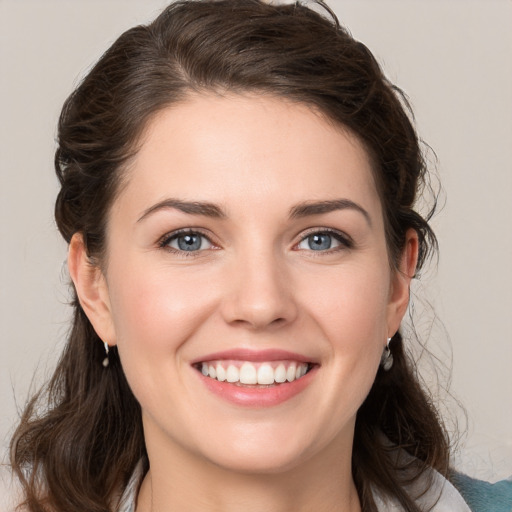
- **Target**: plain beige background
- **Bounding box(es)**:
[1,0,511,481]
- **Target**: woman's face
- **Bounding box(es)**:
[76,93,413,474]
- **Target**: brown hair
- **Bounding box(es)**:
[10,1,448,511]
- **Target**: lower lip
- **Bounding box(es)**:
[196,366,317,407]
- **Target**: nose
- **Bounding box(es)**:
[220,249,298,331]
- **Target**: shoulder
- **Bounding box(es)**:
[451,472,512,512]
[0,463,26,512]
[373,466,472,511]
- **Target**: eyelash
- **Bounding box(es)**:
[157,227,353,256]
[295,228,353,254]
[158,229,216,257]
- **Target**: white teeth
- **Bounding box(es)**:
[286,364,297,382]
[239,362,258,384]
[274,364,287,383]
[226,365,239,383]
[216,364,226,381]
[200,360,310,385]
[257,363,275,385]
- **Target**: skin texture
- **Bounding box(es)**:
[68,94,417,512]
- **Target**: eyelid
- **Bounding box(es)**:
[294,227,353,251]
[158,228,218,253]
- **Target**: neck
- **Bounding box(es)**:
[136,428,361,512]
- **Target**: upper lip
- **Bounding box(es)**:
[191,348,317,365]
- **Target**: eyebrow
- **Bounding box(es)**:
[137,198,226,222]
[289,199,372,226]
[137,197,371,226]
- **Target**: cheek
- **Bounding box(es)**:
[106,261,216,357]
[301,262,389,394]
[286,264,391,448]
[300,261,390,344]
[105,267,212,415]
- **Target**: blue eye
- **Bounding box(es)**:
[297,231,347,251]
[163,231,213,252]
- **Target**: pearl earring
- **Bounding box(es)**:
[380,337,393,371]
[102,341,110,367]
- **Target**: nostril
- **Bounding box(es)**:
[229,316,288,330]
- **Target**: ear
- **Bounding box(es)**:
[68,233,116,346]
[387,229,419,336]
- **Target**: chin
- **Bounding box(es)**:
[207,446,309,475]
[191,424,322,475]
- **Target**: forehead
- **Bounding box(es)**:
[116,93,381,220]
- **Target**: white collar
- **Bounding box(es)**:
[372,467,471,511]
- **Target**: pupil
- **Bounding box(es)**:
[178,234,201,251]
[309,234,331,250]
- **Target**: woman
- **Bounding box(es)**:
[4,1,509,511]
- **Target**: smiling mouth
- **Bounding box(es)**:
[194,360,314,386]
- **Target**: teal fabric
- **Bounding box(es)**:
[451,472,512,512]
